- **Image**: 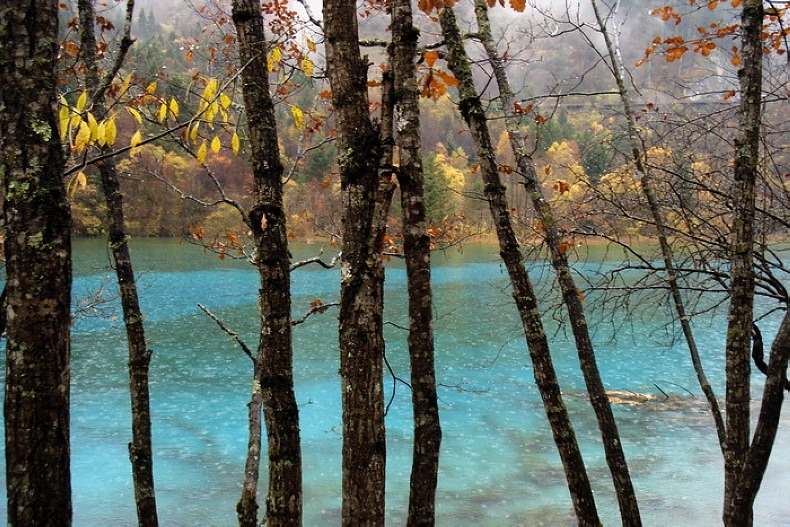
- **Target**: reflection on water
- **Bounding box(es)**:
[1,239,788,525]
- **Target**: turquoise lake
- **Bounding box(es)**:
[1,238,788,525]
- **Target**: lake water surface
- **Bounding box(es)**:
[1,238,788,525]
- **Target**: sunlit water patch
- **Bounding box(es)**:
[1,239,788,525]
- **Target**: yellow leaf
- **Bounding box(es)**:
[306,37,317,52]
[291,105,304,130]
[128,107,143,124]
[76,91,88,112]
[189,121,200,143]
[120,73,132,94]
[130,130,143,149]
[69,114,82,131]
[302,58,315,77]
[267,47,282,72]
[67,171,87,199]
[87,112,99,141]
[211,135,221,154]
[59,101,70,140]
[197,141,208,164]
[96,121,107,147]
[168,97,179,118]
[60,116,69,140]
[219,93,232,110]
[202,78,217,101]
[206,101,219,123]
[58,97,69,120]
[104,118,117,147]
[231,131,240,155]
[146,81,158,94]
[74,121,91,151]
[157,103,167,123]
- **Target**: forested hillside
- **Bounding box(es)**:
[65,0,788,242]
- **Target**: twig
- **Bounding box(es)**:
[652,383,670,400]
[383,352,411,416]
[290,252,341,271]
[197,303,254,361]
[291,302,339,326]
[654,380,696,397]
[384,321,409,332]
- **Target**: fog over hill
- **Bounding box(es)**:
[119,0,750,102]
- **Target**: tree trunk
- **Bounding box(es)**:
[727,310,790,525]
[77,2,160,524]
[232,1,302,525]
[1,2,72,524]
[589,0,726,454]
[439,7,601,525]
[324,1,387,524]
[391,1,442,524]
[723,1,763,524]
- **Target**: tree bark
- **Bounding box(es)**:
[727,310,790,525]
[1,1,73,525]
[439,7,601,525]
[589,0,726,454]
[324,1,387,524]
[77,2,159,525]
[723,1,763,524]
[231,2,303,526]
[391,1,442,524]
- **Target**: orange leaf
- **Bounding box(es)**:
[553,180,570,194]
[435,70,459,87]
[424,50,439,68]
[509,0,525,11]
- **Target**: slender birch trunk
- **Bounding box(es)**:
[77,2,159,524]
[588,0,726,452]
[472,3,641,524]
[439,7,601,525]
[723,1,763,524]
